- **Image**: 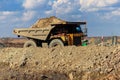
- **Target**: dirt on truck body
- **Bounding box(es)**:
[13,16,87,48]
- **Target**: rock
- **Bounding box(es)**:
[69,73,73,80]
[0,46,119,79]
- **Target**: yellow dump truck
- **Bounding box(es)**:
[13,17,87,47]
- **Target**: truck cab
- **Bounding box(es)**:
[48,22,87,47]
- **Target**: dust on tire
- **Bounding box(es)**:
[24,40,37,48]
[49,39,64,48]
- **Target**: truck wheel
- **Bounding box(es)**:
[49,39,64,48]
[0,43,5,48]
[24,40,37,48]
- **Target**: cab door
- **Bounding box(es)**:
[73,33,82,46]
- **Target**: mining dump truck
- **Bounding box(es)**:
[13,17,87,47]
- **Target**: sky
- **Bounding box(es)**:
[0,0,120,37]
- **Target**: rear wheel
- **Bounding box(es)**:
[24,40,37,48]
[0,43,5,48]
[49,39,64,48]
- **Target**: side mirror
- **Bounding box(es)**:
[83,28,87,36]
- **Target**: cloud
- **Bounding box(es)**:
[1,0,119,23]
[21,11,36,21]
[80,0,119,12]
[0,11,16,15]
[45,0,80,19]
[48,0,75,14]
[22,0,47,10]
[0,10,36,25]
[103,8,120,19]
[111,8,120,16]
[0,11,19,22]
[0,0,52,24]
[22,0,52,21]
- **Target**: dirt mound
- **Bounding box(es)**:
[0,38,27,48]
[0,46,120,80]
[32,16,66,28]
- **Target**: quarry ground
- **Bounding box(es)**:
[0,45,120,80]
[0,17,119,80]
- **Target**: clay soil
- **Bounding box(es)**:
[0,45,120,80]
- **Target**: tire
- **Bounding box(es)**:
[24,40,37,48]
[49,39,64,48]
[0,43,5,48]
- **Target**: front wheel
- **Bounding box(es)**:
[23,40,37,48]
[49,39,64,48]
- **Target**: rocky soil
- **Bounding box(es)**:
[0,46,120,80]
[32,16,66,28]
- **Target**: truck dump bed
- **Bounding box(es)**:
[13,16,66,40]
[13,26,53,40]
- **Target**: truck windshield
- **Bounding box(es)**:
[76,26,82,33]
